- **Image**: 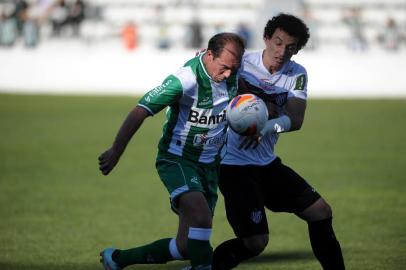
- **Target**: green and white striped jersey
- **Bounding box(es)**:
[138,53,238,164]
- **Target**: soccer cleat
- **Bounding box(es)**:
[100,248,121,270]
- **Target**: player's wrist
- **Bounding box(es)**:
[260,115,291,136]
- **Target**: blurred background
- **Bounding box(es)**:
[0,0,405,97]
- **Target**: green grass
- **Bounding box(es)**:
[0,94,405,270]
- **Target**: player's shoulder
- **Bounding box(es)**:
[242,50,262,64]
[172,55,207,91]
[286,60,307,76]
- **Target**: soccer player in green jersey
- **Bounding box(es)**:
[98,32,245,270]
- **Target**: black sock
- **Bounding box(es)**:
[308,217,345,270]
[212,238,258,270]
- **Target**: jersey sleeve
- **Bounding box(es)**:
[138,74,183,115]
[288,65,308,100]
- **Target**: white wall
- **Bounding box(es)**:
[0,40,405,98]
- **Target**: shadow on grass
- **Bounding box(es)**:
[0,261,186,270]
[245,250,314,265]
[0,251,313,269]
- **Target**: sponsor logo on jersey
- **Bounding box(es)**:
[212,89,229,100]
[144,79,172,102]
[193,132,226,147]
[251,209,263,224]
[188,109,227,127]
[198,96,212,107]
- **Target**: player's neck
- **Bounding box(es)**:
[262,50,278,74]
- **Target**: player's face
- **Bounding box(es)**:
[205,44,241,82]
[264,28,298,73]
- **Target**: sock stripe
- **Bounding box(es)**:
[169,238,183,260]
[188,227,212,241]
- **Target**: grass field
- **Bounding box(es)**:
[0,94,405,270]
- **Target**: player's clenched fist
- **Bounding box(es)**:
[98,148,120,175]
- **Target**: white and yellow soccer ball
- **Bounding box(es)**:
[226,93,268,136]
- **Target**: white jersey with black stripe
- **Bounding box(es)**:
[222,51,308,166]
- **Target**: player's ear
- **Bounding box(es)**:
[206,49,214,60]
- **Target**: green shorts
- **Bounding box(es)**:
[156,152,219,214]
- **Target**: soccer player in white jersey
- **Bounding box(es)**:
[98,32,245,270]
[212,14,345,270]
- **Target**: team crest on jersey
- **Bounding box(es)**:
[251,209,263,224]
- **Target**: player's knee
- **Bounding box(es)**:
[300,198,333,221]
[311,198,333,220]
[318,199,333,219]
[178,192,212,228]
[242,234,268,255]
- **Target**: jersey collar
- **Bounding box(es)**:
[199,52,215,81]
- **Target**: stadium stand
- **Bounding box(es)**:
[0,0,405,97]
[1,0,405,49]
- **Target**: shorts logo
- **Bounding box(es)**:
[190,176,199,184]
[250,210,262,224]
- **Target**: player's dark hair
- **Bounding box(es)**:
[263,13,310,52]
[207,32,245,59]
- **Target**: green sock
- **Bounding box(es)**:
[187,238,213,270]
[113,238,173,267]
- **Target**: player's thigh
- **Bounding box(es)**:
[156,155,203,210]
[219,164,268,238]
[262,157,321,214]
[156,153,217,214]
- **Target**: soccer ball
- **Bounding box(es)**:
[226,94,268,136]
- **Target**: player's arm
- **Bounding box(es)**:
[261,68,308,135]
[283,97,306,131]
[98,106,150,175]
[239,98,305,150]
[259,97,306,136]
[99,74,183,175]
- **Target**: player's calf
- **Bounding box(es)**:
[212,236,265,270]
[242,234,269,255]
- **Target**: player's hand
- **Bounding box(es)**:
[98,148,121,175]
[238,134,263,150]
